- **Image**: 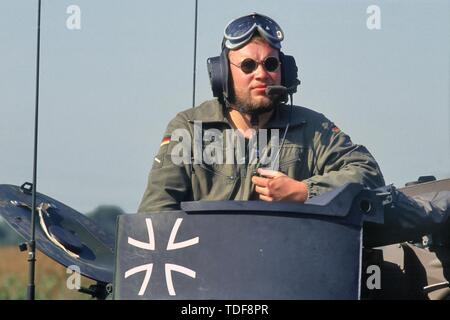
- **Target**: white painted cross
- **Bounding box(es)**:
[125,218,199,296]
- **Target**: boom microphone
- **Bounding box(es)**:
[265,85,287,96]
[265,85,288,102]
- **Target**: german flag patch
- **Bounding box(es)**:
[160,135,171,147]
[331,123,341,134]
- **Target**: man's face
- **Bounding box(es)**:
[228,39,282,113]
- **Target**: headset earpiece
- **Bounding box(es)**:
[279,52,300,94]
[207,48,232,103]
[207,56,223,99]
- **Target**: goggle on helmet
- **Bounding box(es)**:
[222,13,284,50]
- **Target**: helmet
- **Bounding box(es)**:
[207,13,300,104]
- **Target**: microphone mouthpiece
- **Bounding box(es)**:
[265,85,288,102]
[265,85,287,96]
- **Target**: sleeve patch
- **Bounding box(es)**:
[160,135,171,146]
[331,123,341,133]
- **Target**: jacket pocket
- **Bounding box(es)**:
[276,145,309,180]
[191,163,236,201]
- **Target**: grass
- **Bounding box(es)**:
[0,246,96,300]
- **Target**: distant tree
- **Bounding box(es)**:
[86,205,125,238]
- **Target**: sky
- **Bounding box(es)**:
[0,0,449,214]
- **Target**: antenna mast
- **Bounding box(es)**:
[28,0,42,300]
[191,0,198,108]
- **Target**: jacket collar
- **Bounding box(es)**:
[191,100,230,125]
[193,99,307,128]
[266,104,307,129]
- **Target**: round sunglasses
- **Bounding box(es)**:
[229,56,281,74]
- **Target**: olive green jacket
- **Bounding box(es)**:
[138,99,385,213]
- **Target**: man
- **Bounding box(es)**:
[136,13,450,301]
[138,13,385,213]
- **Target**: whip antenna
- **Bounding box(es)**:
[191,0,198,108]
[28,0,42,300]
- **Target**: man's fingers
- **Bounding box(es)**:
[259,194,273,202]
[255,185,271,197]
[257,168,285,179]
[252,175,269,187]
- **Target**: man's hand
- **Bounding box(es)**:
[251,168,309,202]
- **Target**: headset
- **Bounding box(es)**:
[207,47,300,104]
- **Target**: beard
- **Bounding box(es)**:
[232,88,279,115]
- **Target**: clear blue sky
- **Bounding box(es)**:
[1,0,449,214]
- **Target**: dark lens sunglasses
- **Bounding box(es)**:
[230,56,281,74]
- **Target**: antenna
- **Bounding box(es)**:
[28,0,42,300]
[191,0,198,108]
